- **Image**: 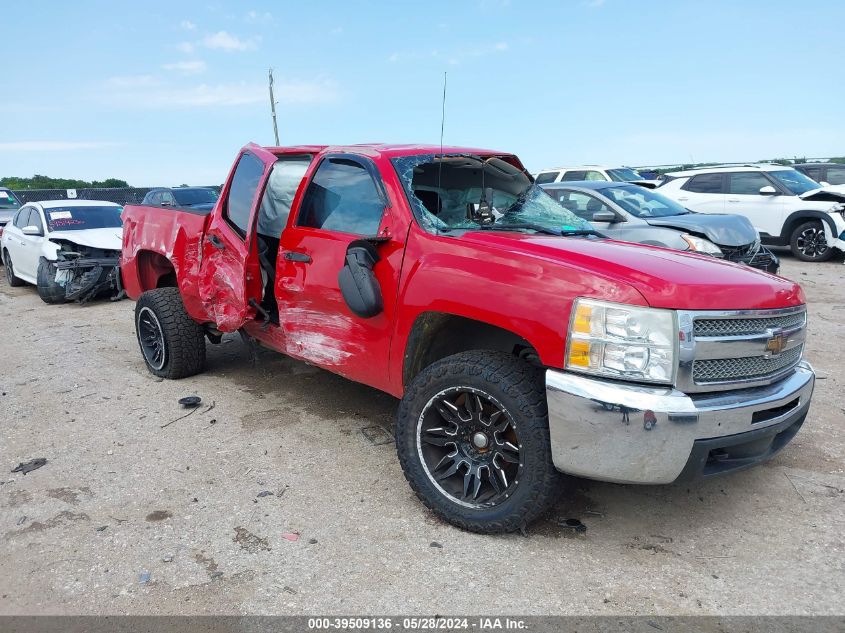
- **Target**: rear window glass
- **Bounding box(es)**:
[173,188,219,206]
[44,206,123,232]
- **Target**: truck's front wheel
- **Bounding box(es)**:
[135,287,206,379]
[396,351,561,533]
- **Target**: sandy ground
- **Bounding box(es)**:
[0,253,843,616]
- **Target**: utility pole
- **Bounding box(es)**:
[268,67,280,145]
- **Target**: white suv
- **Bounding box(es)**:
[534,166,646,185]
[657,165,845,262]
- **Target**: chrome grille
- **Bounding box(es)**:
[694,311,806,337]
[693,345,803,384]
[677,307,807,392]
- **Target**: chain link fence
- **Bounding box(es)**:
[12,186,221,206]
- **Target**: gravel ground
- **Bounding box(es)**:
[0,254,843,616]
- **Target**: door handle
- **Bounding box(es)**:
[207,234,225,251]
[728,199,740,203]
[283,251,312,263]
[677,197,688,202]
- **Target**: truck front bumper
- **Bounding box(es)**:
[545,361,814,484]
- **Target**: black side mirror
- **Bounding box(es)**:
[591,211,617,223]
[338,240,384,318]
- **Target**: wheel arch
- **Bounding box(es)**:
[135,249,177,291]
[402,311,539,387]
[781,210,837,241]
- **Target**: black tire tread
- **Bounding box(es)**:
[135,287,206,379]
[395,350,561,534]
[36,258,67,304]
[3,250,25,287]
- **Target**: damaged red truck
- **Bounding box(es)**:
[120,143,815,533]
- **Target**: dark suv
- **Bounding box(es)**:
[141,187,219,211]
[793,163,845,187]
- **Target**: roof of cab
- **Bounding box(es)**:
[263,143,507,159]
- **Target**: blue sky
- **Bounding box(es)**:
[1,0,843,185]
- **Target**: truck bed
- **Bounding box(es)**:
[119,204,212,319]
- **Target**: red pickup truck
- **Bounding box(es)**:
[121,143,815,533]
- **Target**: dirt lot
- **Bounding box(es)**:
[0,254,843,616]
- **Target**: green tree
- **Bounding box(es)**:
[0,175,130,189]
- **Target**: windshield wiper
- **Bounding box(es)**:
[559,228,604,237]
[480,222,562,236]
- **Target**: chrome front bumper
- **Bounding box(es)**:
[545,361,814,484]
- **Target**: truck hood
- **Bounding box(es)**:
[459,231,803,310]
[48,227,123,251]
[798,187,845,202]
[643,213,757,247]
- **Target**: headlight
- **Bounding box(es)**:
[681,234,722,255]
[566,299,677,384]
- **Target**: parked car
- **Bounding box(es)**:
[792,162,845,190]
[120,142,814,534]
[2,200,123,303]
[534,165,646,185]
[0,187,23,240]
[657,165,845,261]
[141,186,219,211]
[541,181,779,273]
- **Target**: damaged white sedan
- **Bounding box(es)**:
[1,200,123,304]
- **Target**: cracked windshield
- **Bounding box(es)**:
[392,154,593,235]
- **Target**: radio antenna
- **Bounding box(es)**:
[436,71,447,208]
[269,67,280,145]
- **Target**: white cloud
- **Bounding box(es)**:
[180,20,197,30]
[178,41,195,54]
[586,0,606,7]
[201,30,259,52]
[163,60,207,74]
[102,77,339,109]
[330,26,343,34]
[245,10,273,24]
[0,141,120,152]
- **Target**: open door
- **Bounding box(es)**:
[198,145,278,331]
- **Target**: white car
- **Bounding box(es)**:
[2,200,124,303]
[657,165,845,262]
[534,165,650,185]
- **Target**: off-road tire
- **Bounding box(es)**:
[3,250,25,287]
[134,287,206,379]
[790,220,833,262]
[36,258,67,304]
[396,350,562,533]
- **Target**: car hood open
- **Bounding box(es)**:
[48,227,123,250]
[644,213,758,247]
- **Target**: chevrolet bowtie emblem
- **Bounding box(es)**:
[765,331,787,357]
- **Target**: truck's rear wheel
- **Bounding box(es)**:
[36,258,67,304]
[790,220,833,262]
[3,250,25,287]
[135,287,206,379]
[396,350,561,533]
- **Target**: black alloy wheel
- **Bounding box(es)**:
[418,386,523,507]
